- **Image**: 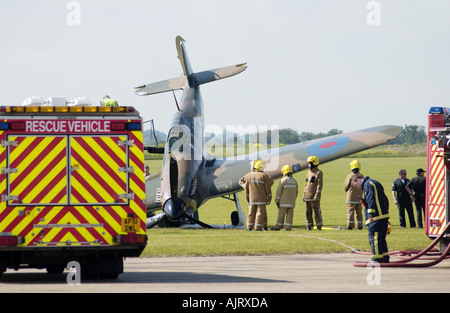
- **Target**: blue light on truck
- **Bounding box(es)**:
[126,122,141,131]
[429,107,446,114]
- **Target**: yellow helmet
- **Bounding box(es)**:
[250,160,260,169]
[307,156,319,166]
[281,165,292,175]
[350,160,361,170]
[253,160,265,171]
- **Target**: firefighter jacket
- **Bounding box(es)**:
[344,172,364,204]
[304,167,323,201]
[362,177,390,224]
[239,170,273,205]
[275,176,298,208]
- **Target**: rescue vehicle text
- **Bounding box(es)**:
[25,120,111,133]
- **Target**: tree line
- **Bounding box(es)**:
[278,125,426,145]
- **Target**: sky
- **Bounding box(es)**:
[1,0,449,136]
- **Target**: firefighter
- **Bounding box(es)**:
[100,95,118,106]
[392,169,416,228]
[343,160,364,230]
[303,156,323,230]
[239,160,273,231]
[272,165,298,231]
[353,176,390,263]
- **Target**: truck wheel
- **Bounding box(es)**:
[99,271,120,279]
[82,257,123,280]
[46,265,65,274]
[0,259,6,279]
[439,238,450,253]
[98,257,123,279]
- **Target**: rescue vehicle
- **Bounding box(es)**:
[426,107,450,251]
[0,97,147,279]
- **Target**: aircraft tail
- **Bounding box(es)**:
[135,36,247,96]
[176,36,194,78]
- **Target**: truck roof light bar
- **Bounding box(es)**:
[2,106,135,114]
[429,107,448,114]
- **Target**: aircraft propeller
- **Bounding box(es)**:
[146,155,213,229]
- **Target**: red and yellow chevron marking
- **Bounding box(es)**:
[70,135,127,204]
[0,131,7,207]
[428,142,446,237]
[0,126,146,247]
[9,135,68,205]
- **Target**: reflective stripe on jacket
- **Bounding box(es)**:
[362,177,390,224]
[239,171,273,205]
[275,176,298,208]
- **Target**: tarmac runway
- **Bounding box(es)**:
[1,253,449,294]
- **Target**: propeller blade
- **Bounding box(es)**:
[182,213,213,229]
[146,212,167,229]
[169,155,178,197]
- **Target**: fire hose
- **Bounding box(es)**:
[290,221,450,268]
[353,221,450,267]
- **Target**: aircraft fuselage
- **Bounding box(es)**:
[160,87,205,218]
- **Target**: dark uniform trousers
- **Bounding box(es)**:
[414,194,425,228]
[398,197,416,228]
[392,177,415,228]
[368,219,389,263]
[364,177,390,263]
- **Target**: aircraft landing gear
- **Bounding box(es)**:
[223,192,246,227]
[231,211,239,226]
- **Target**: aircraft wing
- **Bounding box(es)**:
[199,125,401,202]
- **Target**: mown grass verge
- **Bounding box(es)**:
[142,156,432,257]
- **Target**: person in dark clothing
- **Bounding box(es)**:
[353,176,390,263]
[392,169,416,228]
[407,168,426,228]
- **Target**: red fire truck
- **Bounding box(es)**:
[426,107,450,251]
[0,101,147,279]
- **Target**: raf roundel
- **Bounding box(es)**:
[306,136,351,157]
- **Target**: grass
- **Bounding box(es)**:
[142,156,432,257]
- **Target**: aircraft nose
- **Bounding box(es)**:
[163,198,185,221]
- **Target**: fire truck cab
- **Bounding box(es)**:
[426,107,450,251]
[0,98,147,279]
